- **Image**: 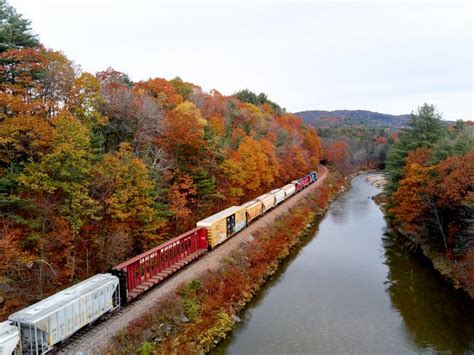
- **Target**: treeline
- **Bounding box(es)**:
[0,1,322,316]
[298,110,401,173]
[386,104,473,262]
[319,125,397,174]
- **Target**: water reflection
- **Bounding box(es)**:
[242,221,322,320]
[328,193,349,224]
[351,180,371,219]
[213,175,474,355]
[383,232,474,354]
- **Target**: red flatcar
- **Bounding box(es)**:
[111,227,208,303]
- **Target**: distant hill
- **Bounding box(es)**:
[296,110,411,129]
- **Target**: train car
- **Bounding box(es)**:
[291,179,301,192]
[300,175,312,189]
[112,227,208,303]
[241,199,263,224]
[197,206,246,249]
[282,183,296,198]
[256,193,276,213]
[1,169,322,354]
[8,274,119,354]
[292,178,305,192]
[292,177,308,192]
[270,189,286,205]
[0,321,20,354]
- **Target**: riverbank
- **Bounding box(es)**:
[365,173,387,189]
[387,228,474,299]
[368,173,474,299]
[214,173,474,354]
[104,170,347,354]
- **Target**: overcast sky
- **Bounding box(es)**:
[10,0,473,119]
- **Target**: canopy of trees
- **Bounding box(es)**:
[298,109,405,173]
[386,104,474,257]
[0,1,323,318]
[234,89,284,116]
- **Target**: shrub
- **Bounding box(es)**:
[183,297,200,321]
[136,341,155,355]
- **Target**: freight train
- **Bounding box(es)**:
[1,171,318,354]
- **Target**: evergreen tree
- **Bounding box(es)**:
[385,103,447,193]
[234,89,284,115]
[192,169,219,218]
[0,0,38,52]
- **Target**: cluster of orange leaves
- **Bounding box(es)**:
[391,148,473,250]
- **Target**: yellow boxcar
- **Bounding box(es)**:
[241,199,264,223]
[196,206,246,249]
[256,193,276,213]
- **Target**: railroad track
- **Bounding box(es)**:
[57,166,329,354]
[54,261,190,354]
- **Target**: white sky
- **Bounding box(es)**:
[10,0,473,119]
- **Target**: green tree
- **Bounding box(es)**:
[430,120,474,163]
[234,89,283,115]
[0,0,38,52]
[386,103,447,193]
[192,169,219,218]
[170,76,193,100]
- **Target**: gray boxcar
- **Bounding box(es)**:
[9,274,119,354]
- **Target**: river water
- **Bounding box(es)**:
[214,174,474,354]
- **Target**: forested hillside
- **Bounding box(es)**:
[297,109,410,129]
[297,110,406,172]
[385,104,474,295]
[0,0,322,317]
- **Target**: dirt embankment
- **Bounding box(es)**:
[61,167,330,354]
[365,172,389,209]
[365,173,387,189]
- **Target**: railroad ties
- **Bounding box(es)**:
[127,249,207,301]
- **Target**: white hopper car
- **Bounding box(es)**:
[270,188,286,205]
[281,183,296,198]
[0,321,20,354]
[6,274,119,354]
[256,193,276,213]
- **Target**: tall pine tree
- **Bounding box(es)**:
[385,103,447,194]
[0,0,38,52]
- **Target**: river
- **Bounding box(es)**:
[214,174,474,354]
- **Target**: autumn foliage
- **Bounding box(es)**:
[391,148,473,254]
[386,104,474,295]
[105,173,346,354]
[0,42,323,316]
